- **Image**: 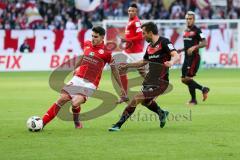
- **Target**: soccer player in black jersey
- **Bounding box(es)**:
[109,22,179,131]
[179,11,210,105]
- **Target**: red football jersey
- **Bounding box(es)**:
[124,16,144,54]
[75,41,112,87]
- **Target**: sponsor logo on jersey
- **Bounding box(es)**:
[183,37,192,41]
[98,49,104,54]
[190,31,196,36]
[89,52,95,57]
[149,54,160,59]
[147,44,162,54]
[184,31,195,37]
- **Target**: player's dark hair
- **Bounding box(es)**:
[141,22,158,35]
[92,26,105,36]
[129,3,138,9]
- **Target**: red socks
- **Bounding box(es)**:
[42,103,82,128]
[42,103,61,125]
[72,106,81,123]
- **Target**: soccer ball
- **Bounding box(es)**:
[26,116,43,132]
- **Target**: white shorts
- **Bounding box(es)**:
[113,51,144,63]
[62,76,96,98]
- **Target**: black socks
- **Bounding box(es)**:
[116,106,136,128]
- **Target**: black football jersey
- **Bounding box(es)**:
[143,36,176,85]
[183,25,205,56]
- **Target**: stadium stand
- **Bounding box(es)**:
[0,0,239,30]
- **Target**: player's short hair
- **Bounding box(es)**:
[92,26,105,36]
[129,3,138,9]
[141,22,158,35]
[185,11,195,19]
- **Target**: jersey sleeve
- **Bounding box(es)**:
[162,38,176,54]
[196,28,206,41]
[135,21,142,34]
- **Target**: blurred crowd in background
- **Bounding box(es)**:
[0,0,239,30]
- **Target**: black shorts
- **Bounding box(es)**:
[182,54,200,78]
[141,82,169,99]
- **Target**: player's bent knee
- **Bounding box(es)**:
[141,98,153,106]
[131,96,144,107]
[181,78,186,84]
[71,95,86,106]
[181,78,189,84]
[57,94,71,106]
[129,98,138,107]
[62,93,71,100]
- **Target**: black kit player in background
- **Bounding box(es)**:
[178,11,210,105]
[109,22,179,131]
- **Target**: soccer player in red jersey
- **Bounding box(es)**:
[115,3,145,103]
[42,26,126,129]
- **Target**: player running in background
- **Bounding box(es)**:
[178,11,210,105]
[109,22,179,131]
[42,26,126,129]
[116,3,145,103]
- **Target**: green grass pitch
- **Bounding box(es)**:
[0,69,240,160]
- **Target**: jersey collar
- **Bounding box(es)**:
[130,16,138,21]
[150,36,161,47]
[92,41,104,49]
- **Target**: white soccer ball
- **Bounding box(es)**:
[26,116,43,132]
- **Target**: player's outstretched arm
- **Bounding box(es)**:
[187,39,207,55]
[74,56,83,69]
[73,56,83,75]
[110,60,128,101]
[164,51,180,68]
[197,39,207,49]
[120,60,148,70]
